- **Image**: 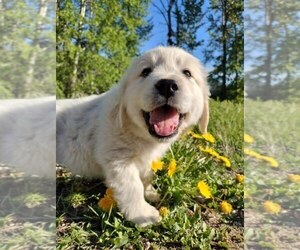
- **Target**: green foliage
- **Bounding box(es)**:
[205,0,244,101]
[56,0,152,98]
[56,100,244,249]
[0,0,55,98]
[65,193,87,208]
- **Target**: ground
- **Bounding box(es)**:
[0,166,55,249]
[1,100,298,249]
[244,100,300,250]
[56,100,244,249]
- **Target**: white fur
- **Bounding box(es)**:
[56,47,210,226]
[0,96,56,177]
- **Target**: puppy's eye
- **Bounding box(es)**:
[183,69,192,77]
[141,68,152,77]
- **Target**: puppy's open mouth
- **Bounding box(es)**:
[143,105,184,139]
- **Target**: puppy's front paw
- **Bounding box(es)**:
[127,202,161,227]
[145,189,161,202]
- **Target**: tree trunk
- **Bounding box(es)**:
[284,24,290,98]
[221,0,227,100]
[0,0,4,28]
[70,0,86,97]
[167,0,175,45]
[264,0,273,100]
[24,0,48,95]
[175,1,180,46]
[234,25,239,98]
[0,0,5,50]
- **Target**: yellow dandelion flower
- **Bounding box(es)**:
[98,195,116,212]
[260,156,279,167]
[105,187,114,197]
[236,174,244,183]
[168,159,177,177]
[200,147,231,167]
[287,174,300,184]
[244,133,254,143]
[151,160,164,172]
[244,148,278,167]
[197,181,212,199]
[189,131,215,143]
[220,201,233,214]
[159,206,169,217]
[199,146,219,158]
[186,130,193,135]
[189,131,203,139]
[218,155,231,167]
[263,201,281,215]
[98,188,117,212]
[202,133,216,143]
[244,148,262,158]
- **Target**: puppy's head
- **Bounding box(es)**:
[117,46,210,142]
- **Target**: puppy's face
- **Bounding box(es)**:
[122,47,209,142]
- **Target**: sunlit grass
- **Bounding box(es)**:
[244,99,300,249]
[56,100,244,249]
[0,171,55,249]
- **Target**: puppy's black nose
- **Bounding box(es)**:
[155,79,178,99]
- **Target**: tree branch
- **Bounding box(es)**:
[152,2,169,25]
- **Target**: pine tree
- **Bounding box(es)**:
[205,0,244,101]
[245,0,300,100]
[153,0,205,52]
[274,2,300,100]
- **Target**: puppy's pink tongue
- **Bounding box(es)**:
[149,106,180,136]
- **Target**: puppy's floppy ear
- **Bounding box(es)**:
[199,98,209,134]
[111,99,126,129]
[110,59,137,128]
[196,63,210,134]
[110,55,142,128]
[110,82,128,129]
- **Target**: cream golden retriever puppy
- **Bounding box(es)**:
[56,47,210,226]
[0,97,55,177]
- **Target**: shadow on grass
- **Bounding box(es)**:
[0,165,56,249]
[56,166,111,247]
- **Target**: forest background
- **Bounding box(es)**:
[1,0,298,101]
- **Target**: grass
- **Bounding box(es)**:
[0,167,56,249]
[244,99,300,249]
[56,100,244,249]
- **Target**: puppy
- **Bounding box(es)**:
[56,46,210,226]
[0,97,56,177]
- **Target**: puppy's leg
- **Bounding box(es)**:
[145,185,161,203]
[142,171,161,203]
[105,164,161,227]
